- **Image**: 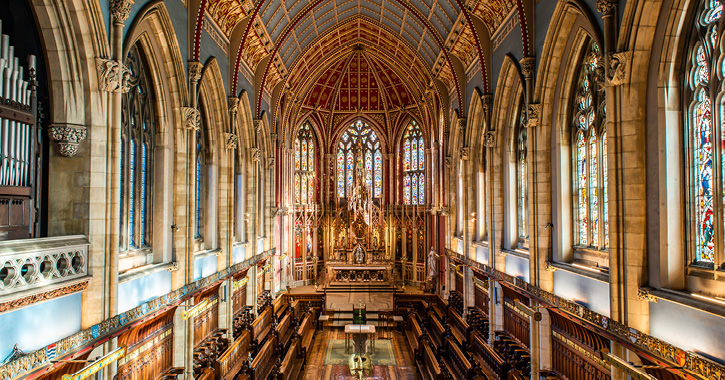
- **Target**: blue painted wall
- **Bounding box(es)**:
[194,254,218,280]
[199,27,230,93]
[504,254,530,282]
[118,269,173,313]
[0,293,82,360]
[552,269,610,316]
[475,245,490,266]
[490,23,524,93]
[233,244,246,264]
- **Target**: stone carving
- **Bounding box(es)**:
[637,288,658,303]
[596,0,617,15]
[225,133,238,149]
[228,97,239,114]
[545,261,558,272]
[481,94,493,114]
[525,103,541,128]
[520,56,536,78]
[110,0,135,23]
[251,148,261,162]
[188,61,203,83]
[460,147,469,160]
[483,131,496,147]
[254,119,263,133]
[607,50,632,86]
[445,156,452,168]
[96,58,131,93]
[182,107,200,131]
[49,124,88,157]
[0,280,89,314]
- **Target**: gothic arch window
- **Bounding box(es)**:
[336,120,382,199]
[195,109,207,240]
[572,40,608,251]
[295,123,316,204]
[516,102,529,247]
[120,44,154,251]
[403,121,425,205]
[685,0,723,266]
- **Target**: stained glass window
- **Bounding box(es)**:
[295,123,316,205]
[195,127,205,239]
[572,40,608,250]
[120,44,154,251]
[516,101,528,246]
[336,120,383,199]
[685,0,722,264]
[402,121,425,205]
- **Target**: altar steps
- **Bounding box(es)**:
[321,283,398,293]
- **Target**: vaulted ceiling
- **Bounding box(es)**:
[196,0,521,126]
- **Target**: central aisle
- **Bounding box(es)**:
[300,329,421,379]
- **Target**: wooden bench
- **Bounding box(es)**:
[273,295,288,321]
[405,312,424,355]
[251,308,273,349]
[214,331,251,380]
[427,312,446,351]
[470,331,509,380]
[277,338,304,380]
[240,334,278,380]
[418,340,444,380]
[195,368,214,380]
[442,337,481,380]
[448,308,472,347]
[275,311,294,352]
[297,313,315,357]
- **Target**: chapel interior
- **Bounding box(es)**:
[0,0,724,379]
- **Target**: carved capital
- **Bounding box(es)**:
[253,119,263,133]
[481,94,493,114]
[96,58,131,93]
[250,148,261,162]
[525,103,541,128]
[110,0,135,23]
[49,124,88,157]
[445,156,452,168]
[545,261,558,272]
[459,148,469,160]
[457,118,467,133]
[607,50,632,86]
[483,131,496,148]
[520,56,536,78]
[188,61,203,84]
[228,97,239,114]
[267,156,275,168]
[596,0,617,16]
[637,288,657,303]
[225,133,238,149]
[181,107,201,131]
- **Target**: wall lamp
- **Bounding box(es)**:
[598,348,657,380]
[514,299,542,321]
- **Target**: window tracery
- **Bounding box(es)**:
[295,123,316,205]
[516,101,529,247]
[403,121,425,205]
[572,40,608,251]
[336,121,382,198]
[120,44,154,250]
[685,0,723,266]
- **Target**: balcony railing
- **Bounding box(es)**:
[0,235,89,295]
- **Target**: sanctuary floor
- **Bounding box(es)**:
[300,328,421,379]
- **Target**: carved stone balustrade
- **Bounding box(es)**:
[0,235,90,300]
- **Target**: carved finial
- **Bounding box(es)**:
[520,56,536,78]
[110,0,135,24]
[49,124,88,157]
[96,58,132,93]
[607,51,632,86]
[596,0,617,16]
[182,107,201,131]
[188,61,203,84]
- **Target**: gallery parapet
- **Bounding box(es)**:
[0,235,89,297]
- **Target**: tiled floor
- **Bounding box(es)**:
[300,328,421,379]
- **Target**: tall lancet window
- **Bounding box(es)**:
[120,44,154,250]
[295,123,316,204]
[403,121,425,205]
[685,0,723,266]
[572,40,608,250]
[516,102,529,247]
[336,121,382,198]
[195,109,207,240]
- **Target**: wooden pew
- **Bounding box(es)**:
[441,337,481,380]
[405,312,424,355]
[273,295,288,321]
[251,308,273,348]
[469,331,509,380]
[196,368,214,380]
[277,338,304,380]
[214,331,251,380]
[418,340,444,380]
[275,311,294,352]
[448,308,472,347]
[297,312,315,357]
[240,334,279,380]
[427,311,446,351]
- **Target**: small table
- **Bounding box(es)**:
[318,315,330,330]
[345,324,376,354]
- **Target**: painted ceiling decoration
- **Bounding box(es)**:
[196,0,525,122]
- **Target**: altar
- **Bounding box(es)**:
[326,265,392,285]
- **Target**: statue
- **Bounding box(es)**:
[427,247,439,293]
[354,245,365,264]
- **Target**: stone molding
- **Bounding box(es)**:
[607,50,632,86]
[182,107,200,131]
[49,124,87,157]
[520,56,536,78]
[96,58,132,93]
[225,133,238,150]
[0,280,89,314]
[110,0,135,24]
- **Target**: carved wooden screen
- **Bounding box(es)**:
[455,269,463,293]
[473,273,489,316]
[193,287,220,346]
[117,309,174,380]
[232,271,248,315]
[501,286,530,348]
[550,312,610,380]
